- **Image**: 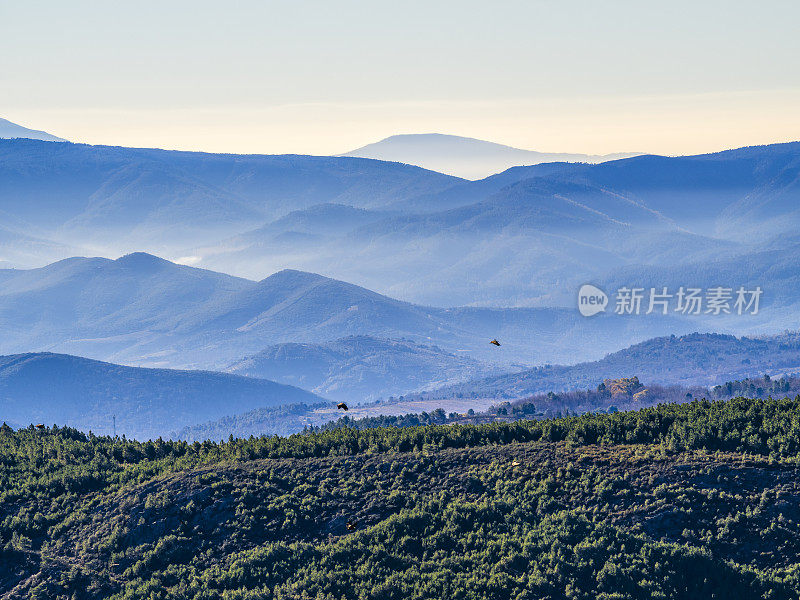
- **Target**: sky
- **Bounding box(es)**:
[2,0,800,156]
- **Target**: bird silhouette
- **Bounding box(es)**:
[346,521,357,531]
[35,424,45,429]
[337,402,349,411]
[490,339,501,346]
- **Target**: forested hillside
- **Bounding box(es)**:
[4,397,800,599]
[426,332,800,400]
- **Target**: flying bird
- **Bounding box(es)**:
[490,339,501,346]
[346,521,358,531]
[337,402,349,411]
[35,424,45,429]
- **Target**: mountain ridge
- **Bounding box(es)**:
[0,253,693,379]
[195,141,800,305]
[0,137,461,259]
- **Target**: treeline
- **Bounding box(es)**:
[317,407,451,431]
[317,377,795,438]
[712,374,799,399]
[6,397,800,491]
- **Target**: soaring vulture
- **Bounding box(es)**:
[337,402,349,411]
[490,339,501,346]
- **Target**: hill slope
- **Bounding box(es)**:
[198,175,738,306]
[0,117,65,142]
[4,138,800,311]
[0,352,327,439]
[227,335,502,400]
[195,142,800,307]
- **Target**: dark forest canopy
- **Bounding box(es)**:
[4,397,800,599]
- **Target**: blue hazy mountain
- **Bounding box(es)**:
[227,335,504,401]
[0,253,252,353]
[0,254,692,380]
[3,136,800,409]
[246,203,393,237]
[421,332,800,400]
[0,138,460,258]
[4,137,800,310]
[195,142,800,306]
[0,117,66,142]
[0,352,327,439]
[197,175,741,305]
[488,142,800,237]
[340,133,639,179]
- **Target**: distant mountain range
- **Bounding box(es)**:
[340,133,640,179]
[0,352,327,439]
[0,137,458,262]
[195,142,800,307]
[2,133,800,409]
[0,253,691,384]
[0,117,66,142]
[3,137,800,311]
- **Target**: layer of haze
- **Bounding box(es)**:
[2,0,800,156]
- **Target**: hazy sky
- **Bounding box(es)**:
[3,0,799,156]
